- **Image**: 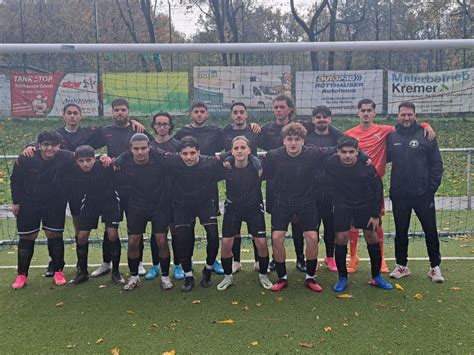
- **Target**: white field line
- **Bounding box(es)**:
[0,257,473,269]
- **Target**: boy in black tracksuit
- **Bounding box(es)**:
[387,102,444,282]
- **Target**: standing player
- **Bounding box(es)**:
[345,99,435,273]
[387,102,444,282]
[258,95,306,273]
[68,145,124,285]
[216,136,272,290]
[328,136,393,292]
[11,130,75,289]
[304,105,344,272]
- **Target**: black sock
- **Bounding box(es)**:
[258,255,269,275]
[139,237,144,262]
[291,222,305,261]
[252,239,259,262]
[204,225,219,266]
[175,226,193,273]
[102,232,112,263]
[275,261,287,279]
[76,240,89,272]
[48,237,65,272]
[128,257,140,277]
[109,239,121,272]
[232,238,241,262]
[150,235,160,265]
[221,256,233,276]
[335,244,347,278]
[18,239,35,276]
[171,233,179,265]
[159,256,170,277]
[306,258,317,277]
[367,242,382,278]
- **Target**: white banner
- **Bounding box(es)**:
[193,65,292,111]
[295,70,383,115]
[388,69,474,114]
[0,75,11,116]
[49,73,99,116]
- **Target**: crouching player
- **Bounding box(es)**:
[68,145,124,285]
[217,136,272,290]
[327,136,393,292]
[11,130,75,289]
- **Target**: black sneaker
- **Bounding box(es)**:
[200,268,212,288]
[181,276,195,292]
[111,271,125,285]
[68,271,89,285]
[43,261,54,277]
[268,259,276,272]
[296,259,307,273]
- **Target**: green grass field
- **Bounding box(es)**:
[1,236,473,354]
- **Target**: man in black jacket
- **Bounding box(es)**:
[387,101,444,283]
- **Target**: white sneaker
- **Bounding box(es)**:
[428,266,445,283]
[138,262,147,276]
[389,264,411,279]
[123,276,140,291]
[254,261,260,272]
[217,275,233,291]
[258,274,273,289]
[160,276,173,290]
[232,261,242,274]
[91,262,111,277]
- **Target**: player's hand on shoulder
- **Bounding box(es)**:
[22,146,35,158]
[423,125,436,141]
[250,122,261,134]
[130,120,145,133]
[367,217,380,232]
[99,155,113,167]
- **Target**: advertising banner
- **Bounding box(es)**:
[295,70,383,115]
[10,72,99,117]
[387,69,473,114]
[0,75,10,116]
[102,72,189,116]
[193,66,292,111]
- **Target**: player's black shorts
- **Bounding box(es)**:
[333,204,375,232]
[17,200,67,235]
[271,201,319,232]
[78,195,120,231]
[172,200,218,227]
[127,207,171,235]
[315,195,333,218]
[117,188,130,221]
[68,189,84,216]
[222,201,266,238]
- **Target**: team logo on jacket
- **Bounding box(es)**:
[409,140,419,148]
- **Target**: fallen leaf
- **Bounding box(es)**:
[299,342,314,348]
[214,319,236,324]
[354,311,359,316]
[241,306,250,311]
[111,348,120,355]
[343,323,349,326]
[256,303,262,307]
[413,293,424,300]
[150,323,160,328]
[450,287,461,291]
[274,297,283,302]
[96,338,104,344]
[395,284,404,291]
[66,344,76,349]
[126,310,136,315]
[376,303,386,309]
[250,341,258,346]
[324,326,332,332]
[336,293,353,299]
[55,301,64,307]
[98,284,107,289]
[192,300,201,304]
[241,249,250,253]
[162,351,175,355]
[231,301,239,305]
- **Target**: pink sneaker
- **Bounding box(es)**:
[53,271,66,286]
[324,257,337,272]
[12,275,28,289]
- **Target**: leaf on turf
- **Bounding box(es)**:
[110,348,120,355]
[274,297,283,302]
[395,284,404,291]
[66,344,76,349]
[336,293,353,299]
[450,287,461,291]
[126,310,136,315]
[299,342,314,348]
[376,303,386,309]
[323,326,332,332]
[213,319,236,324]
[162,351,175,355]
[241,248,251,253]
[413,293,424,300]
[256,303,262,307]
[343,323,349,327]
[192,299,201,304]
[241,306,250,312]
[354,311,359,316]
[231,301,239,305]
[250,341,258,346]
[150,323,160,328]
[55,301,64,307]
[98,284,107,289]
[96,338,104,344]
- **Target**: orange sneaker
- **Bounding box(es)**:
[347,256,360,273]
[12,275,28,289]
[53,271,66,286]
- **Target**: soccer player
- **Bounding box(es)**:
[264,122,329,293]
[344,98,435,273]
[258,95,306,273]
[114,133,172,291]
[327,136,393,292]
[387,102,444,282]
[11,130,75,289]
[145,112,184,281]
[68,145,124,285]
[304,105,344,272]
[216,136,272,290]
